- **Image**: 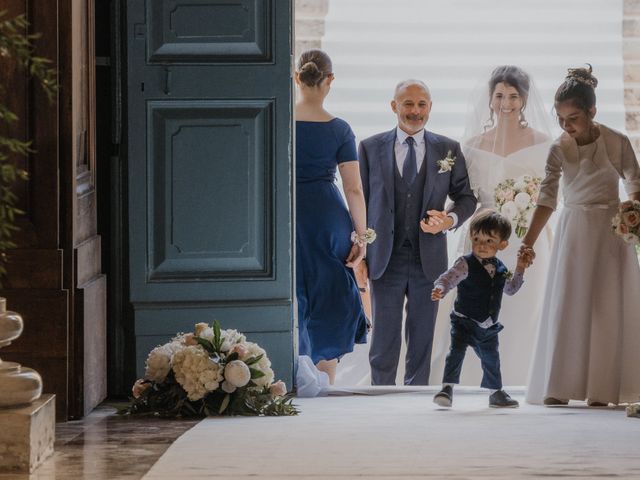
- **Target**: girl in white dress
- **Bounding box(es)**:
[522,66,640,406]
[431,66,554,387]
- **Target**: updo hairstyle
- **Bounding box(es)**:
[296,49,332,88]
[554,65,598,111]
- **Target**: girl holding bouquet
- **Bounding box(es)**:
[522,66,640,406]
[431,66,554,387]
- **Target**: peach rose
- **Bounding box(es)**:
[617,223,630,235]
[132,379,150,399]
[230,343,249,357]
[269,380,287,397]
[622,210,640,228]
[194,322,209,337]
[183,333,198,346]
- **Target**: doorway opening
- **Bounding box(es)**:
[294,0,627,388]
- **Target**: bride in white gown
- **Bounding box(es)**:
[430,66,556,387]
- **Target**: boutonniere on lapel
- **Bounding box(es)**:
[437,150,456,173]
[502,270,513,281]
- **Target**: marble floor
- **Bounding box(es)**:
[0,405,199,480]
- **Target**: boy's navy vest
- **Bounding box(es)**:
[454,253,508,323]
[393,159,427,252]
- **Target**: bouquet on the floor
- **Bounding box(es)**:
[627,403,640,418]
[611,200,640,245]
[494,175,542,238]
[121,321,298,418]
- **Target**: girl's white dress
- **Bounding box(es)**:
[430,141,554,386]
[526,125,640,405]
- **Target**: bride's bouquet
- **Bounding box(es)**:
[121,321,298,418]
[494,175,542,238]
[611,200,640,245]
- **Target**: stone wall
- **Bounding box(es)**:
[625,0,640,153]
[294,0,329,60]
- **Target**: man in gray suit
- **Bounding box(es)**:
[359,79,476,385]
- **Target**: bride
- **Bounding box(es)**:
[430,65,556,387]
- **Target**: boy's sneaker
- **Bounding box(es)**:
[489,390,519,408]
[433,385,453,407]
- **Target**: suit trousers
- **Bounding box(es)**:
[442,314,504,390]
[369,243,437,385]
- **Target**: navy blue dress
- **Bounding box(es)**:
[296,118,368,364]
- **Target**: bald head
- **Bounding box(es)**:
[394,79,431,100]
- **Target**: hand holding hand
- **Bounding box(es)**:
[354,259,369,289]
[517,244,536,270]
[431,286,444,301]
[420,210,453,234]
[346,243,366,269]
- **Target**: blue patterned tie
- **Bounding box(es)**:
[402,136,417,185]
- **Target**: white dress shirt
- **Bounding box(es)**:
[394,127,426,175]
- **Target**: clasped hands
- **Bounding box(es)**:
[419,210,454,234]
[517,244,536,270]
[345,242,366,268]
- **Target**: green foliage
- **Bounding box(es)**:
[0,10,57,282]
[119,373,299,419]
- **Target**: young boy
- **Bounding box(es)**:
[432,210,533,408]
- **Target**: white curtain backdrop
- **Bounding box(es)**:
[318,0,626,386]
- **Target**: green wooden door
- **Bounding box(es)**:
[126,0,294,386]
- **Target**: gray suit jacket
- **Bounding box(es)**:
[359,128,477,281]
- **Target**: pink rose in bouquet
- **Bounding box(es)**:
[612,200,640,245]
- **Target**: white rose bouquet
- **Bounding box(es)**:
[122,321,298,417]
[494,175,542,238]
[611,200,640,246]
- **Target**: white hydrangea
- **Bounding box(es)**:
[238,342,274,388]
[144,340,184,383]
[220,329,247,352]
[172,345,224,401]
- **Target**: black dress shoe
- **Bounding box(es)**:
[433,385,453,407]
[489,390,519,408]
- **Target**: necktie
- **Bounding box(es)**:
[402,136,417,185]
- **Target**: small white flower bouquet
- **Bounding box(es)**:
[437,150,456,173]
[123,321,297,417]
[494,175,542,238]
[611,200,640,245]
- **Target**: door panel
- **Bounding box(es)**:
[127,0,293,385]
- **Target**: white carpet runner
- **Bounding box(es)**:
[143,393,640,479]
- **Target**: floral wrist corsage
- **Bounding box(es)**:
[351,228,377,247]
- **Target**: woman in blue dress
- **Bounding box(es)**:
[295,49,369,384]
